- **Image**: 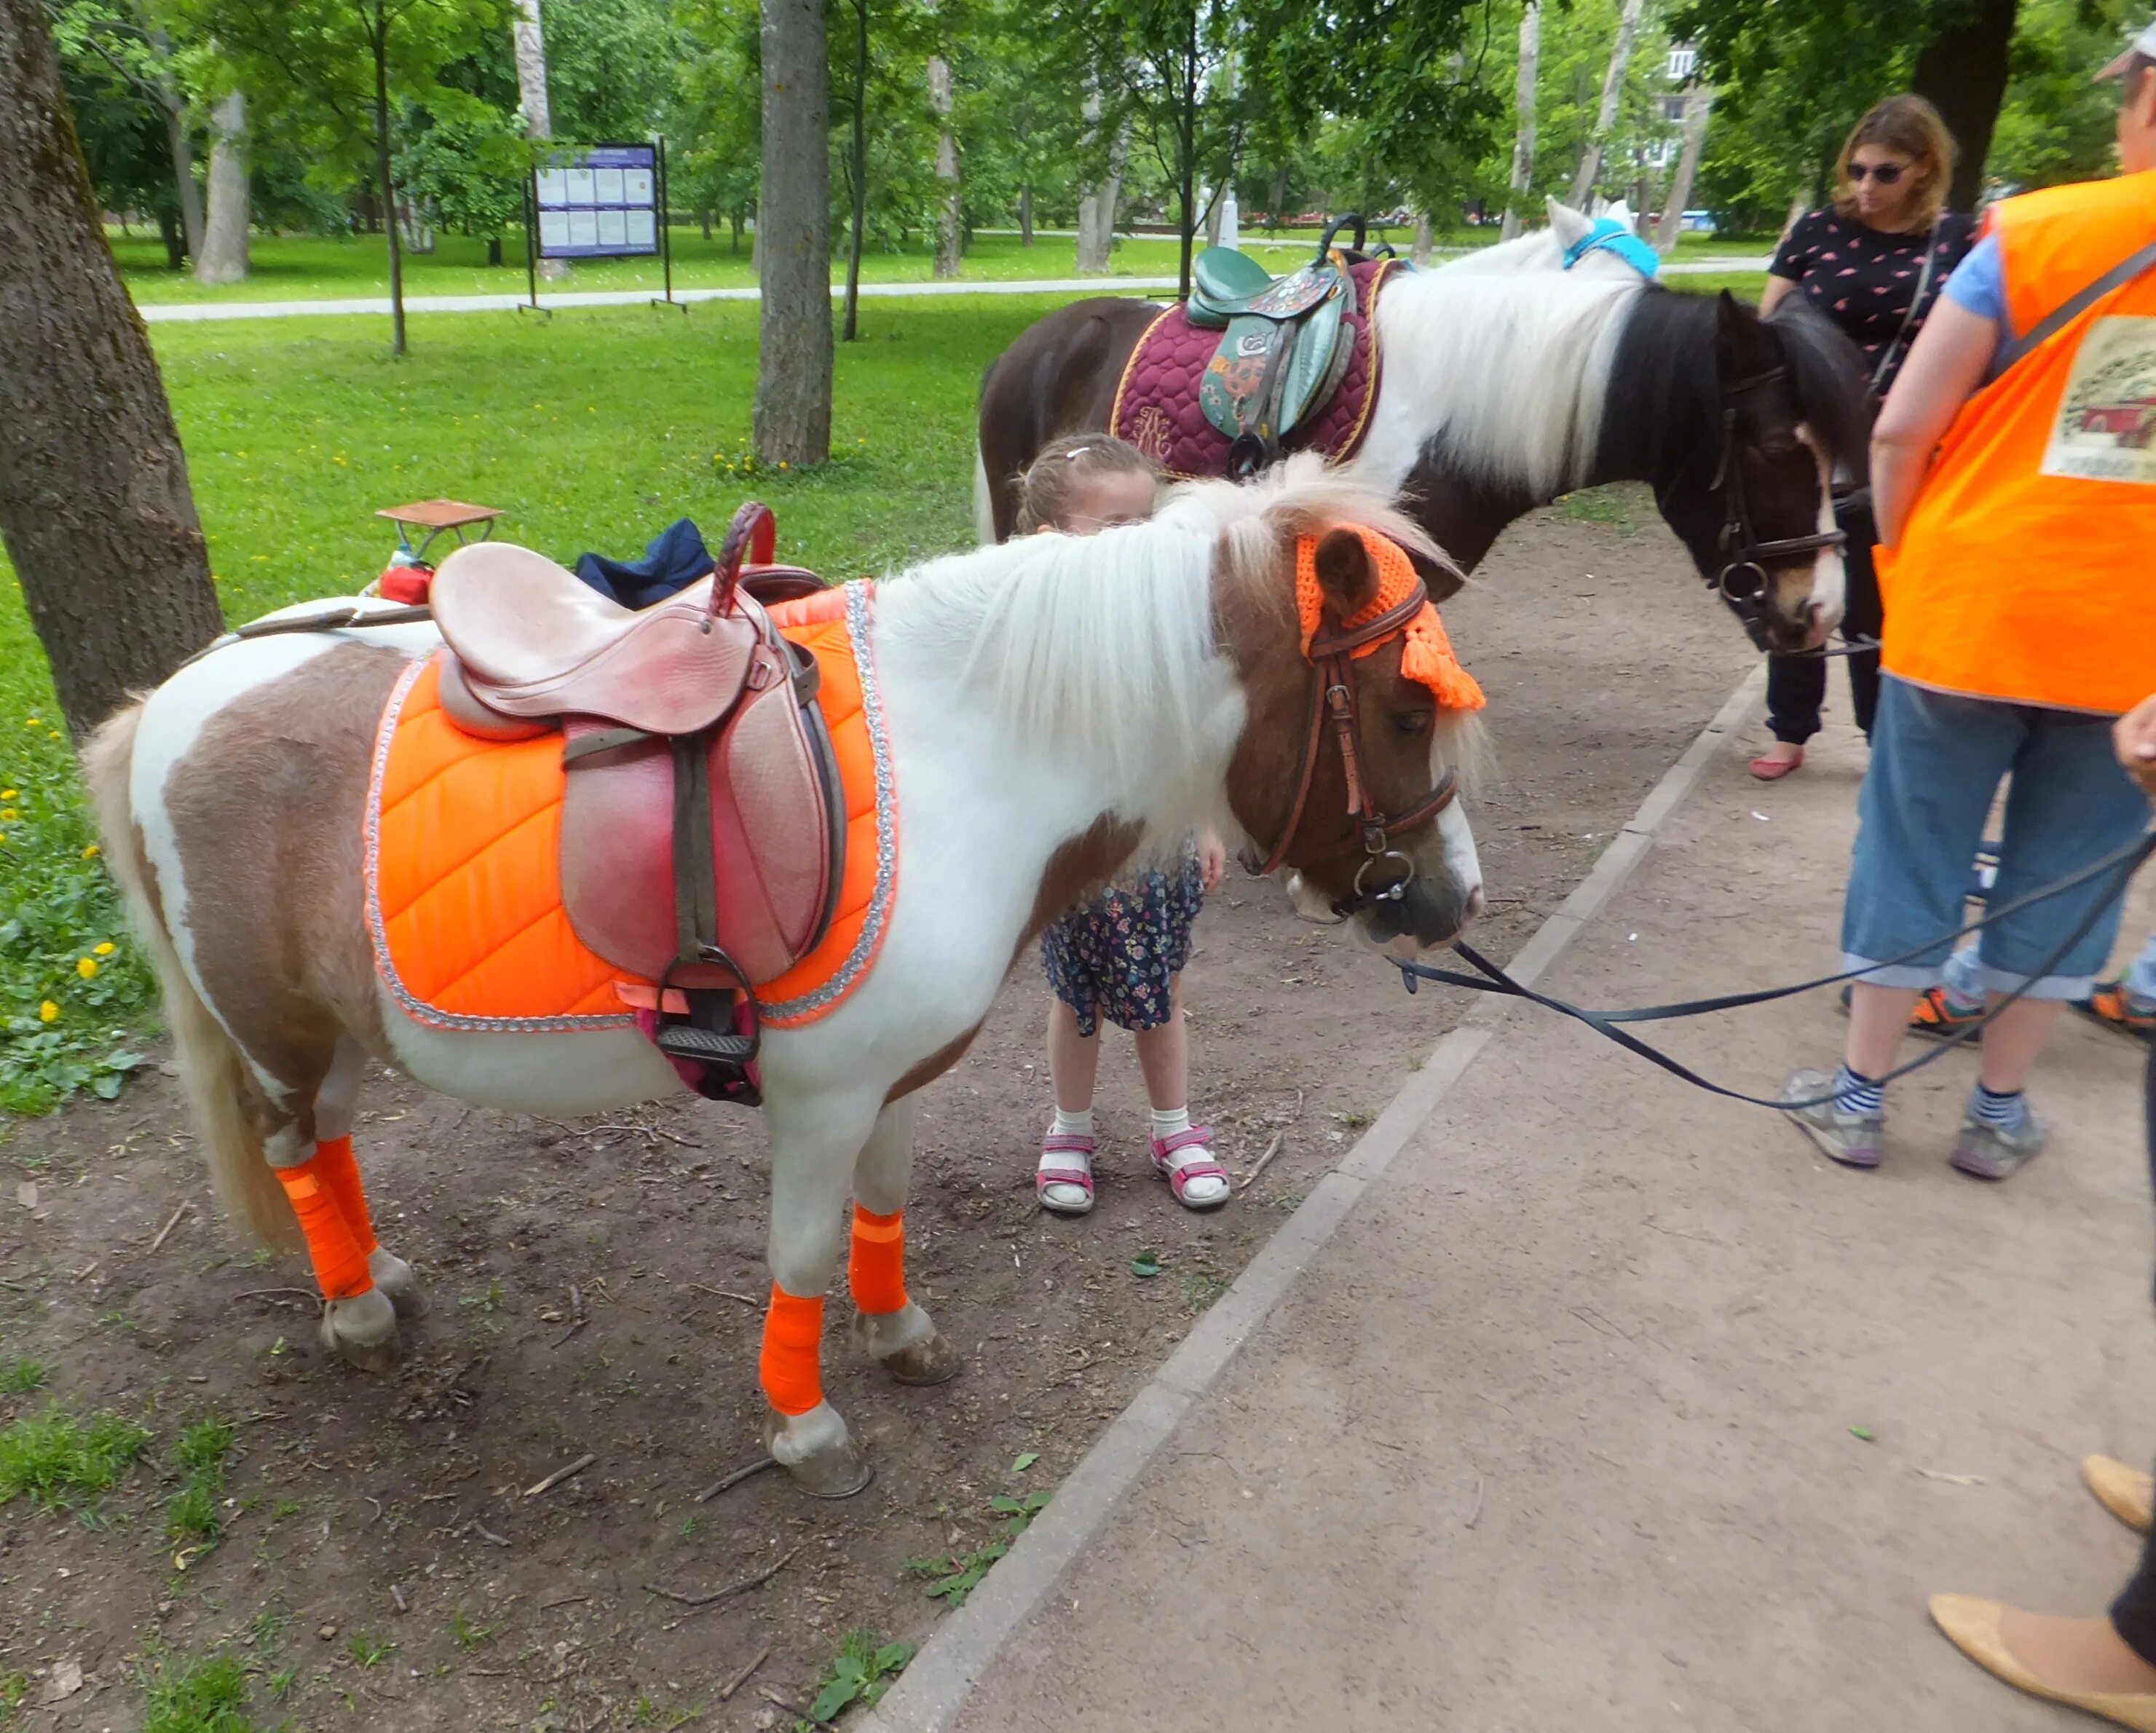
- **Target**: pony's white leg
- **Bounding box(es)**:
[759,1091,881,1498]
[847,1097,962,1386]
[312,1037,427,1323]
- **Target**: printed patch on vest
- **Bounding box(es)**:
[2044,315,2156,485]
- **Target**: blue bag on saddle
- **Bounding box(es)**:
[574,517,714,609]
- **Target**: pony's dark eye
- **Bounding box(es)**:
[1391,711,1433,738]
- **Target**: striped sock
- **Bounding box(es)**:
[1833,1065,1885,1117]
[1970,1083,2029,1130]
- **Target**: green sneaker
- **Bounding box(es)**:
[1780,1069,1885,1169]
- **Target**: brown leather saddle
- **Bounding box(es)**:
[429,502,843,1095]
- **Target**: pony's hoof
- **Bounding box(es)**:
[883,1330,962,1387]
[368,1249,429,1320]
[319,1287,400,1374]
[763,1402,874,1499]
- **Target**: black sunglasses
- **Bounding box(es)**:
[1847,162,1908,185]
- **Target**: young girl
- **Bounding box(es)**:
[1016,435,1231,1216]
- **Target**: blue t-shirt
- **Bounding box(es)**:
[1939,232,2017,354]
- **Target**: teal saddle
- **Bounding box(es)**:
[1187,216,1394,478]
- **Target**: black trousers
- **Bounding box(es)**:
[1764,500,1884,746]
[2109,1041,2156,1665]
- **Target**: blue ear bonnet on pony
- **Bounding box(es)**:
[1563,217,1661,277]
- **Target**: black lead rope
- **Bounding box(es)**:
[1394,828,2156,1111]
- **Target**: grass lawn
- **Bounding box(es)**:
[114,223,1776,306]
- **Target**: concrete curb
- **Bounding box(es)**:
[861,660,1770,1733]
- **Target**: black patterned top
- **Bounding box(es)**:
[1769,208,1978,395]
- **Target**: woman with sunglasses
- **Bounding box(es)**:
[1751,95,1976,781]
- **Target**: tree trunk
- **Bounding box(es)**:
[156,205,183,269]
[730,208,743,251]
[1568,0,1646,208]
[1019,182,1032,244]
[753,0,831,467]
[928,53,960,279]
[1654,84,1714,255]
[371,24,406,355]
[1911,0,2018,210]
[162,100,203,262]
[195,87,248,284]
[700,209,712,240]
[0,0,224,733]
[1075,84,1125,274]
[486,235,503,265]
[1501,0,1540,241]
[1176,7,1198,300]
[1411,207,1434,264]
[512,0,567,280]
[842,0,866,340]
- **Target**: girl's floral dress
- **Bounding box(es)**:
[1039,840,1205,1036]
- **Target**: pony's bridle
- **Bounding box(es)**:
[1247,575,1461,919]
[1702,365,1847,652]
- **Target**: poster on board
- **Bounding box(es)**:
[532,144,660,259]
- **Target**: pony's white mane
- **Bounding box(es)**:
[873,459,1454,838]
[1368,267,1643,497]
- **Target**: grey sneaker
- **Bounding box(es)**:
[1780,1068,1885,1169]
[1950,1104,2051,1180]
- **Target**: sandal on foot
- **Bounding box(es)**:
[1035,1132,1096,1217]
[1150,1126,1230,1211]
[2076,981,2156,1043]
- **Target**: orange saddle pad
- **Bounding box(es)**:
[363,581,896,1034]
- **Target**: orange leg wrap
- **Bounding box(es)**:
[759,1286,825,1416]
[848,1205,908,1316]
[276,1153,374,1300]
[309,1135,377,1256]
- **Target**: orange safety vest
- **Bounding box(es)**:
[1879,168,2156,715]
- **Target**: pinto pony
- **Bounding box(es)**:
[85,465,1488,1496]
[978,269,1873,656]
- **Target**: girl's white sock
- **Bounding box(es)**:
[1149,1105,1191,1140]
[1051,1107,1095,1140]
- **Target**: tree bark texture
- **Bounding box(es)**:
[513,0,566,279]
[1411,208,1434,265]
[1654,84,1714,255]
[195,87,248,284]
[842,0,866,339]
[162,98,203,261]
[1502,0,1540,241]
[928,54,960,278]
[1911,0,2018,211]
[753,0,832,467]
[1018,182,1031,244]
[1568,0,1645,208]
[0,0,224,733]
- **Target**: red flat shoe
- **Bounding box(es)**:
[1749,748,1804,781]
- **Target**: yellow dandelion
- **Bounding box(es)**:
[39,1000,58,1022]
[81,843,99,859]
[94,941,114,955]
[24,716,40,727]
[0,834,9,845]
[778,460,789,470]
[1,789,15,799]
[76,957,98,979]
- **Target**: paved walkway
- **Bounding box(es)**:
[866,684,2156,1733]
[134,258,1773,325]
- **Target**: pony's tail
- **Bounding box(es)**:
[82,701,300,1255]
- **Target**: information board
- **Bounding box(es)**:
[534,144,659,259]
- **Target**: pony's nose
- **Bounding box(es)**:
[1464,884,1486,923]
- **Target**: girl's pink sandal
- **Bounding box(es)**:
[1150,1126,1231,1211]
[1036,1132,1096,1216]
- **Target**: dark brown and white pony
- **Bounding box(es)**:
[84,465,1485,1496]
[976,272,1873,654]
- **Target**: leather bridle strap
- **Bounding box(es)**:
[1707,366,1847,643]
[1252,579,1460,877]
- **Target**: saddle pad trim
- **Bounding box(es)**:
[1109,303,1187,462]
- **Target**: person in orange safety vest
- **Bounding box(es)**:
[1782,31,2156,1197]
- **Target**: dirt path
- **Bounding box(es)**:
[0,497,1758,1732]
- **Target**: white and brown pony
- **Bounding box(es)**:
[84,464,1487,1496]
[976,269,1872,655]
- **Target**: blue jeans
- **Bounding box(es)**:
[1944,929,2156,1005]
[1842,676,2146,999]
